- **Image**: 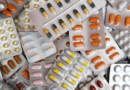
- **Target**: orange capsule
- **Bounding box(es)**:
[106,38,110,44]
[128,6,130,10]
[73,25,83,31]
[2,10,12,17]
[115,15,121,25]
[110,52,119,60]
[8,60,16,69]
[7,4,16,12]
[91,40,102,47]
[90,24,100,30]
[73,42,84,47]
[66,42,70,47]
[86,50,95,55]
[95,61,105,69]
[125,17,130,27]
[22,71,30,79]
[109,13,115,24]
[1,65,10,74]
[91,34,101,40]
[15,0,23,4]
[73,35,84,41]
[14,55,22,64]
[92,56,101,64]
[26,66,29,72]
[106,47,116,54]
[89,17,100,23]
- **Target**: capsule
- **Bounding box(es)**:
[87,0,95,8]
[89,17,100,23]
[91,40,102,47]
[110,52,119,60]
[74,42,84,47]
[73,25,83,31]
[73,9,81,18]
[67,14,74,24]
[53,68,64,77]
[86,50,95,55]
[62,83,71,90]
[61,56,72,64]
[47,3,55,13]
[109,13,115,24]
[90,24,100,30]
[59,19,67,29]
[65,0,70,3]
[1,65,10,74]
[44,29,52,38]
[115,15,121,25]
[22,71,29,79]
[40,8,48,17]
[92,56,101,64]
[49,74,60,83]
[106,38,110,44]
[8,60,16,69]
[90,85,96,90]
[7,4,16,12]
[73,35,84,41]
[125,17,130,27]
[74,64,85,73]
[95,61,105,69]
[91,34,101,40]
[106,47,116,54]
[78,58,89,67]
[52,24,60,34]
[65,77,76,85]
[2,10,12,17]
[128,6,130,10]
[15,0,23,4]
[70,70,81,79]
[57,62,68,71]
[65,49,77,58]
[14,55,22,64]
[55,0,63,8]
[81,5,89,14]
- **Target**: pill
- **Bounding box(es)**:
[114,65,122,73]
[95,61,105,69]
[78,58,89,67]
[33,4,39,8]
[90,85,96,90]
[16,82,25,90]
[74,42,84,47]
[7,27,13,32]
[52,24,60,34]
[33,79,43,85]
[61,56,72,65]
[22,71,29,79]
[14,55,22,64]
[10,34,16,38]
[65,49,77,58]
[106,47,116,54]
[125,17,130,27]
[2,10,12,17]
[23,25,30,29]
[70,70,81,79]
[91,40,101,47]
[81,5,89,14]
[105,38,110,44]
[0,30,4,34]
[113,75,121,82]
[65,76,76,85]
[21,34,31,40]
[65,0,70,3]
[7,4,16,12]
[44,47,54,54]
[57,62,68,71]
[115,15,121,25]
[90,24,100,30]
[15,0,23,4]
[123,75,130,82]
[53,68,64,77]
[40,8,48,17]
[8,60,16,69]
[73,25,83,31]
[91,34,101,40]
[1,65,10,74]
[14,47,20,52]
[109,13,115,24]
[113,84,120,90]
[128,6,130,10]
[3,43,9,48]
[5,20,11,24]
[27,48,37,53]
[86,50,95,55]
[31,65,41,70]
[67,14,74,24]
[45,63,53,68]
[66,42,70,47]
[62,83,71,89]
[74,64,85,73]
[96,80,103,88]
[73,9,81,18]
[92,56,101,64]
[89,17,100,23]
[88,0,95,8]
[47,3,55,13]
[123,84,130,90]
[23,18,30,22]
[110,52,119,60]
[44,29,52,38]
[118,1,127,11]
[49,74,59,83]
[73,35,84,41]
[59,19,67,29]
[55,0,63,8]
[124,65,130,73]
[5,50,10,54]
[30,54,40,61]
[32,72,42,77]
[26,66,29,72]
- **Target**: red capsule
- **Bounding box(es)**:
[90,85,96,90]
[96,80,103,88]
[16,83,25,90]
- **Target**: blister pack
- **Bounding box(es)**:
[69,9,106,51]
[81,29,125,74]
[19,32,57,63]
[29,61,54,87]
[1,54,26,80]
[0,0,7,11]
[106,5,130,31]
[45,48,90,90]
[109,64,130,90]
[0,0,29,18]
[0,81,13,90]
[0,18,22,59]
[81,75,112,90]
[28,0,107,42]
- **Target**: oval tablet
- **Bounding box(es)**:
[106,47,116,54]
[89,17,100,23]
[125,17,130,27]
[91,40,102,47]
[33,79,43,85]
[14,55,22,64]
[95,61,105,69]
[91,34,101,40]
[1,65,10,74]
[92,56,101,64]
[8,60,16,69]
[7,4,16,12]
[32,72,42,77]
[73,35,84,41]
[110,52,119,60]
[2,10,12,17]
[73,25,83,31]
[31,65,41,70]
[106,38,110,44]
[96,80,103,88]
[90,24,100,30]
[109,13,115,24]
[86,50,95,55]
[90,85,96,90]
[115,15,121,25]
[73,42,84,47]
[22,71,29,79]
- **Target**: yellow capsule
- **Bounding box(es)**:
[76,13,81,18]
[55,0,60,3]
[14,19,20,23]
[62,83,71,89]
[53,68,64,77]
[74,64,85,73]
[3,43,9,48]
[5,20,11,24]
[14,48,20,52]
[0,30,4,34]
[12,41,18,45]
[61,56,72,65]
[70,70,81,79]
[33,4,39,8]
[52,24,60,34]
[84,9,89,14]
[1,36,6,41]
[5,50,10,54]
[23,18,30,22]
[65,77,76,85]
[47,3,55,13]
[61,23,67,29]
[69,18,74,24]
[78,58,89,67]
[49,74,59,83]
[24,11,29,15]
[23,25,30,29]
[24,4,30,8]
[7,27,13,32]
[65,49,77,58]
[57,62,68,71]
[10,34,16,39]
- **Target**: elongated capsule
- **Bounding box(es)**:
[70,70,81,79]
[40,8,48,17]
[44,29,52,38]
[52,24,60,34]
[47,3,55,13]
[81,5,89,14]
[74,64,85,73]
[87,0,95,8]
[62,83,72,90]
[73,9,81,18]
[67,14,74,24]
[61,55,72,64]
[57,62,68,71]
[55,0,63,8]
[49,74,60,83]
[78,58,89,67]
[65,76,77,85]
[53,68,64,77]
[59,19,67,29]
[65,49,77,58]
[65,0,70,3]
